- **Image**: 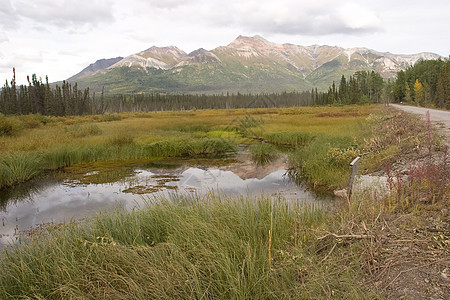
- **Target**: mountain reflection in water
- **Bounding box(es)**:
[0,155,327,248]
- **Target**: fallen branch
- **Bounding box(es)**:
[318,233,373,240]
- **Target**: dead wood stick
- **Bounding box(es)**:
[318,233,373,240]
[320,243,337,263]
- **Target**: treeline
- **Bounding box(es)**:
[98,91,317,112]
[80,71,386,111]
[393,59,450,109]
[0,70,387,116]
[322,70,385,105]
[0,69,107,116]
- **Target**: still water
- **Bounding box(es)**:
[0,152,328,248]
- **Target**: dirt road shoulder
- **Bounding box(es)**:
[390,104,450,144]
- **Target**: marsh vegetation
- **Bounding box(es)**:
[0,105,376,191]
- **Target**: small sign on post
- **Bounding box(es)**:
[348,156,361,199]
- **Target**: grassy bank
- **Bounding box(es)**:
[0,194,380,299]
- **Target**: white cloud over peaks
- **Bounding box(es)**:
[227,0,382,36]
[15,0,115,28]
[337,3,381,31]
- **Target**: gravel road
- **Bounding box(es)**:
[390,104,450,144]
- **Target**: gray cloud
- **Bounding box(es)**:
[245,18,380,36]
[230,1,382,36]
[15,0,115,28]
[0,0,19,29]
[144,0,192,9]
[0,32,9,43]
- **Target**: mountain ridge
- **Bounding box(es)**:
[69,57,123,81]
[70,35,442,94]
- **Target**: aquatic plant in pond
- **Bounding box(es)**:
[249,143,279,165]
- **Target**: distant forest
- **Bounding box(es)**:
[1,59,449,116]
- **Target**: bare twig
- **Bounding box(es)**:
[320,243,337,263]
[299,270,313,300]
[317,233,373,240]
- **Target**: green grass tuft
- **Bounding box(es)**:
[249,143,279,165]
[0,153,42,187]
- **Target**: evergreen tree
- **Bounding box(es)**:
[436,60,450,109]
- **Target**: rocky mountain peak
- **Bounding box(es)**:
[138,46,187,58]
[228,35,275,49]
[188,48,208,57]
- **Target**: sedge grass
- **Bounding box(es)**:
[249,143,279,165]
[263,131,316,147]
[0,153,42,187]
[0,194,377,299]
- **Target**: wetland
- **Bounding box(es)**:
[1,106,374,245]
[6,104,445,299]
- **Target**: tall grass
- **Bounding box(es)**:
[143,138,236,158]
[0,194,376,299]
[249,143,279,165]
[263,131,315,147]
[0,153,42,187]
[0,114,21,137]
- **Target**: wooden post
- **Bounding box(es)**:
[348,156,361,199]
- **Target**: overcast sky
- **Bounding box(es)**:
[1,0,449,84]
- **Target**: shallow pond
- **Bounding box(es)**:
[0,151,330,248]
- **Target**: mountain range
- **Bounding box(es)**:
[69,35,441,94]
